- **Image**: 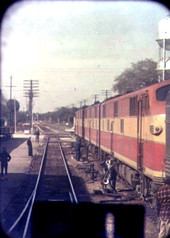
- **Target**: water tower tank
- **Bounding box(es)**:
[157,16,170,50]
[158,16,170,39]
[157,59,170,70]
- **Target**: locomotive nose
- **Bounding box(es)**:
[165,90,170,180]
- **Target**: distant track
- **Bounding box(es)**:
[7,133,78,238]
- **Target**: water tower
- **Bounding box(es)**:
[156,16,170,81]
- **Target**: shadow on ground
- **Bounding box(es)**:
[0,138,27,153]
[0,172,101,238]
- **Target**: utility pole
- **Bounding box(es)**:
[92,94,99,103]
[23,80,39,133]
[5,75,16,99]
[14,98,17,133]
[5,75,16,126]
[83,99,87,106]
[101,90,111,99]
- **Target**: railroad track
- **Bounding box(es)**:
[36,134,78,203]
[1,123,159,238]
[4,133,80,238]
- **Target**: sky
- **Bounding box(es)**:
[1,0,169,113]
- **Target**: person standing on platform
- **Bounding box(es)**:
[27,137,33,156]
[35,129,40,143]
[156,178,170,238]
[0,147,11,180]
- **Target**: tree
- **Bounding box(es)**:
[54,107,77,123]
[38,106,78,124]
[0,91,9,118]
[17,111,29,123]
[113,58,158,94]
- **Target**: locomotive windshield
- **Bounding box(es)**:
[156,85,170,101]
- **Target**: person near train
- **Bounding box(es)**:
[0,147,11,180]
[35,129,40,143]
[27,137,33,156]
[75,137,81,161]
[109,165,117,193]
[156,178,170,238]
[103,157,117,193]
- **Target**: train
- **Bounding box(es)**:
[0,118,14,138]
[74,79,170,200]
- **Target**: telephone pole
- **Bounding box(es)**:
[83,99,87,106]
[101,90,112,99]
[92,94,99,103]
[23,80,39,133]
[5,75,16,99]
[79,101,83,108]
[5,75,16,126]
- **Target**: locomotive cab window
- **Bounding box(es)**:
[156,85,170,101]
[107,119,110,131]
[103,105,106,118]
[142,95,150,113]
[120,119,124,133]
[102,119,104,131]
[84,110,87,118]
[114,102,118,117]
[95,106,97,118]
[92,121,94,129]
[130,96,138,116]
[89,108,92,118]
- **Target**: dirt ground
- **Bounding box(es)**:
[63,142,159,238]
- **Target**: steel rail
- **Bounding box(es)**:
[22,136,49,238]
[8,133,77,238]
[58,139,78,204]
[7,190,34,233]
[7,136,49,237]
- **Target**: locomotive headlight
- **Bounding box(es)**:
[103,178,109,185]
[155,126,160,132]
[150,124,163,135]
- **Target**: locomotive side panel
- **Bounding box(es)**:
[100,81,170,183]
[84,104,100,146]
[84,107,90,141]
[100,97,139,167]
[75,110,84,138]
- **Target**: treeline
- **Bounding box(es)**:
[38,107,78,124]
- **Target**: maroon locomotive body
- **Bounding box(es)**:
[75,80,170,198]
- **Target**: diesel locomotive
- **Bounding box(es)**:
[75,79,170,199]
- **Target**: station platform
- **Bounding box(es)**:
[0,133,44,215]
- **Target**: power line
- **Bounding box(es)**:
[23,80,39,131]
